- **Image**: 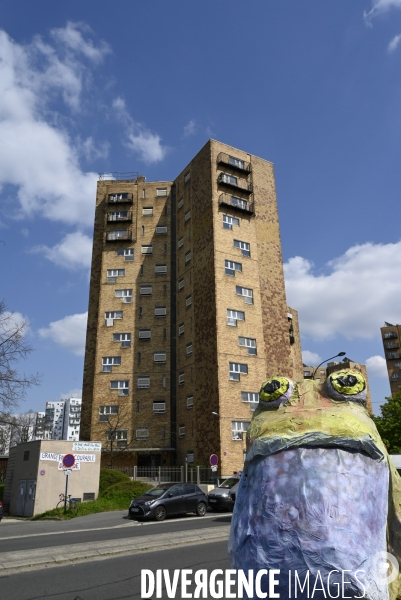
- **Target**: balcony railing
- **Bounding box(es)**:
[107,193,134,204]
[106,230,132,242]
[107,211,132,222]
[218,193,254,215]
[218,172,253,194]
[217,152,251,173]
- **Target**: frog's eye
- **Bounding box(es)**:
[325,369,366,404]
[259,376,293,408]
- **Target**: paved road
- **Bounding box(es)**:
[0,511,232,554]
[0,540,230,600]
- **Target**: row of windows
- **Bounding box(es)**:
[104,306,167,322]
[106,264,167,282]
[109,188,168,202]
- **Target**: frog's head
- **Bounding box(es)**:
[246,368,386,462]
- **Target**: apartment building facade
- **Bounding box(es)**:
[81,140,303,474]
[42,398,82,441]
[381,322,401,397]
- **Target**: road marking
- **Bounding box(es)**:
[0,512,231,541]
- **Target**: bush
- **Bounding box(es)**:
[0,483,4,502]
[101,481,152,505]
[98,468,130,496]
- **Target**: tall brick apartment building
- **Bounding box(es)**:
[381,322,401,397]
[81,139,303,474]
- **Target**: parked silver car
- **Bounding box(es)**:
[208,475,240,511]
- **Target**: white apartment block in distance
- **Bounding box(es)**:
[44,398,82,441]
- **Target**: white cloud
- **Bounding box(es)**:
[38,312,87,356]
[21,228,29,237]
[388,33,401,52]
[31,231,92,270]
[79,136,110,162]
[2,311,30,337]
[183,119,197,137]
[0,25,110,226]
[61,388,82,400]
[366,355,388,377]
[364,0,401,24]
[112,96,167,164]
[284,241,401,341]
[302,350,322,365]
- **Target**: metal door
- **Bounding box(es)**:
[23,479,36,517]
[16,480,27,516]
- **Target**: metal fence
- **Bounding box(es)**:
[109,465,215,485]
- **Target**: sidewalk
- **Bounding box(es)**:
[0,524,230,573]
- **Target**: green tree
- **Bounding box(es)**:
[372,392,401,453]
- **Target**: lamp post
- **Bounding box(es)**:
[312,352,346,379]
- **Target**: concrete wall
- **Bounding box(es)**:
[4,440,101,516]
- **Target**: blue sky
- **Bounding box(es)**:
[1,0,400,415]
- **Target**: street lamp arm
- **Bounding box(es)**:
[312,352,346,379]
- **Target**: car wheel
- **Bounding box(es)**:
[196,502,207,517]
[154,506,166,521]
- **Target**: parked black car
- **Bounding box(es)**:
[207,476,240,511]
[128,482,208,521]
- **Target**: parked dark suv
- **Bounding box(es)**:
[128,482,208,521]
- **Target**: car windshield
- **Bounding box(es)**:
[144,485,172,497]
[219,477,239,489]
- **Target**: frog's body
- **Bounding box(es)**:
[228,372,401,600]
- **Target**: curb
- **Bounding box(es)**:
[0,525,231,573]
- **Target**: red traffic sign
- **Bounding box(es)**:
[62,454,75,468]
[210,454,219,466]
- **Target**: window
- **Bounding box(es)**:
[136,427,149,439]
[102,357,121,372]
[232,421,250,440]
[107,269,125,283]
[163,328,167,340]
[106,230,130,241]
[178,278,184,290]
[231,196,247,210]
[164,244,167,255]
[115,289,133,303]
[220,173,237,185]
[392,373,400,379]
[388,352,400,359]
[141,245,153,255]
[303,370,311,376]
[186,295,192,308]
[178,236,184,248]
[156,225,168,234]
[137,377,150,389]
[155,306,167,317]
[187,453,194,464]
[163,285,167,296]
[241,392,259,404]
[394,362,401,368]
[179,373,185,385]
[227,309,245,326]
[184,172,190,183]
[156,188,168,197]
[385,342,397,349]
[99,405,118,421]
[236,286,253,304]
[113,333,131,347]
[155,264,167,275]
[109,211,129,221]
[142,189,146,198]
[154,352,166,363]
[187,395,194,409]
[239,337,257,355]
[139,329,151,340]
[223,214,239,229]
[109,193,130,203]
[234,240,250,257]
[110,380,130,396]
[163,375,167,388]
[225,260,242,276]
[23,450,30,461]
[179,425,186,437]
[186,343,193,356]
[140,285,152,296]
[229,362,248,381]
[104,311,123,326]
[153,401,166,414]
[185,251,191,264]
[184,210,191,222]
[178,198,184,209]
[116,248,134,261]
[179,323,185,335]
[142,207,153,216]
[384,332,397,338]
[142,226,145,236]
[229,156,245,169]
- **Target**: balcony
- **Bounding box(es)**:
[108,193,133,204]
[106,229,132,242]
[107,211,132,223]
[218,172,253,194]
[217,152,251,174]
[219,193,254,215]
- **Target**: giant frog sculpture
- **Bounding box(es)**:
[228,370,401,600]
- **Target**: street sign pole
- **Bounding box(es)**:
[64,472,69,514]
[61,454,75,513]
